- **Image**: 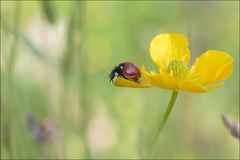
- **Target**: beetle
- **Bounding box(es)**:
[109,62,141,82]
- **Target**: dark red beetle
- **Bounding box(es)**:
[109,62,141,82]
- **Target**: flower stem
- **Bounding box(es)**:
[154,89,179,141]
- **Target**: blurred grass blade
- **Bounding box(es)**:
[20,33,45,59]
[61,5,76,76]
[1,21,45,59]
[8,2,21,75]
[42,1,57,24]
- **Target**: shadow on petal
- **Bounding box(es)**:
[114,77,151,88]
[142,66,178,90]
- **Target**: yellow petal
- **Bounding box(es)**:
[142,66,178,89]
[179,80,224,93]
[150,33,190,71]
[189,50,233,85]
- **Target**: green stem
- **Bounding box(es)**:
[155,89,179,140]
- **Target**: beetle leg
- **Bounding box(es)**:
[132,78,139,82]
[121,75,128,80]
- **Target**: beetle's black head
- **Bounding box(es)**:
[109,64,124,83]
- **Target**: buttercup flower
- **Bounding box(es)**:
[114,33,233,92]
[112,33,234,144]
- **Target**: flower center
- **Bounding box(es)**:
[167,60,188,81]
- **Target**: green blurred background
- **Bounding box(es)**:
[1,1,239,159]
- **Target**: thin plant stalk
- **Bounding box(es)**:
[58,1,92,158]
[75,2,92,158]
[153,90,179,144]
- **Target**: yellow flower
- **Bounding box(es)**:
[114,33,233,92]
